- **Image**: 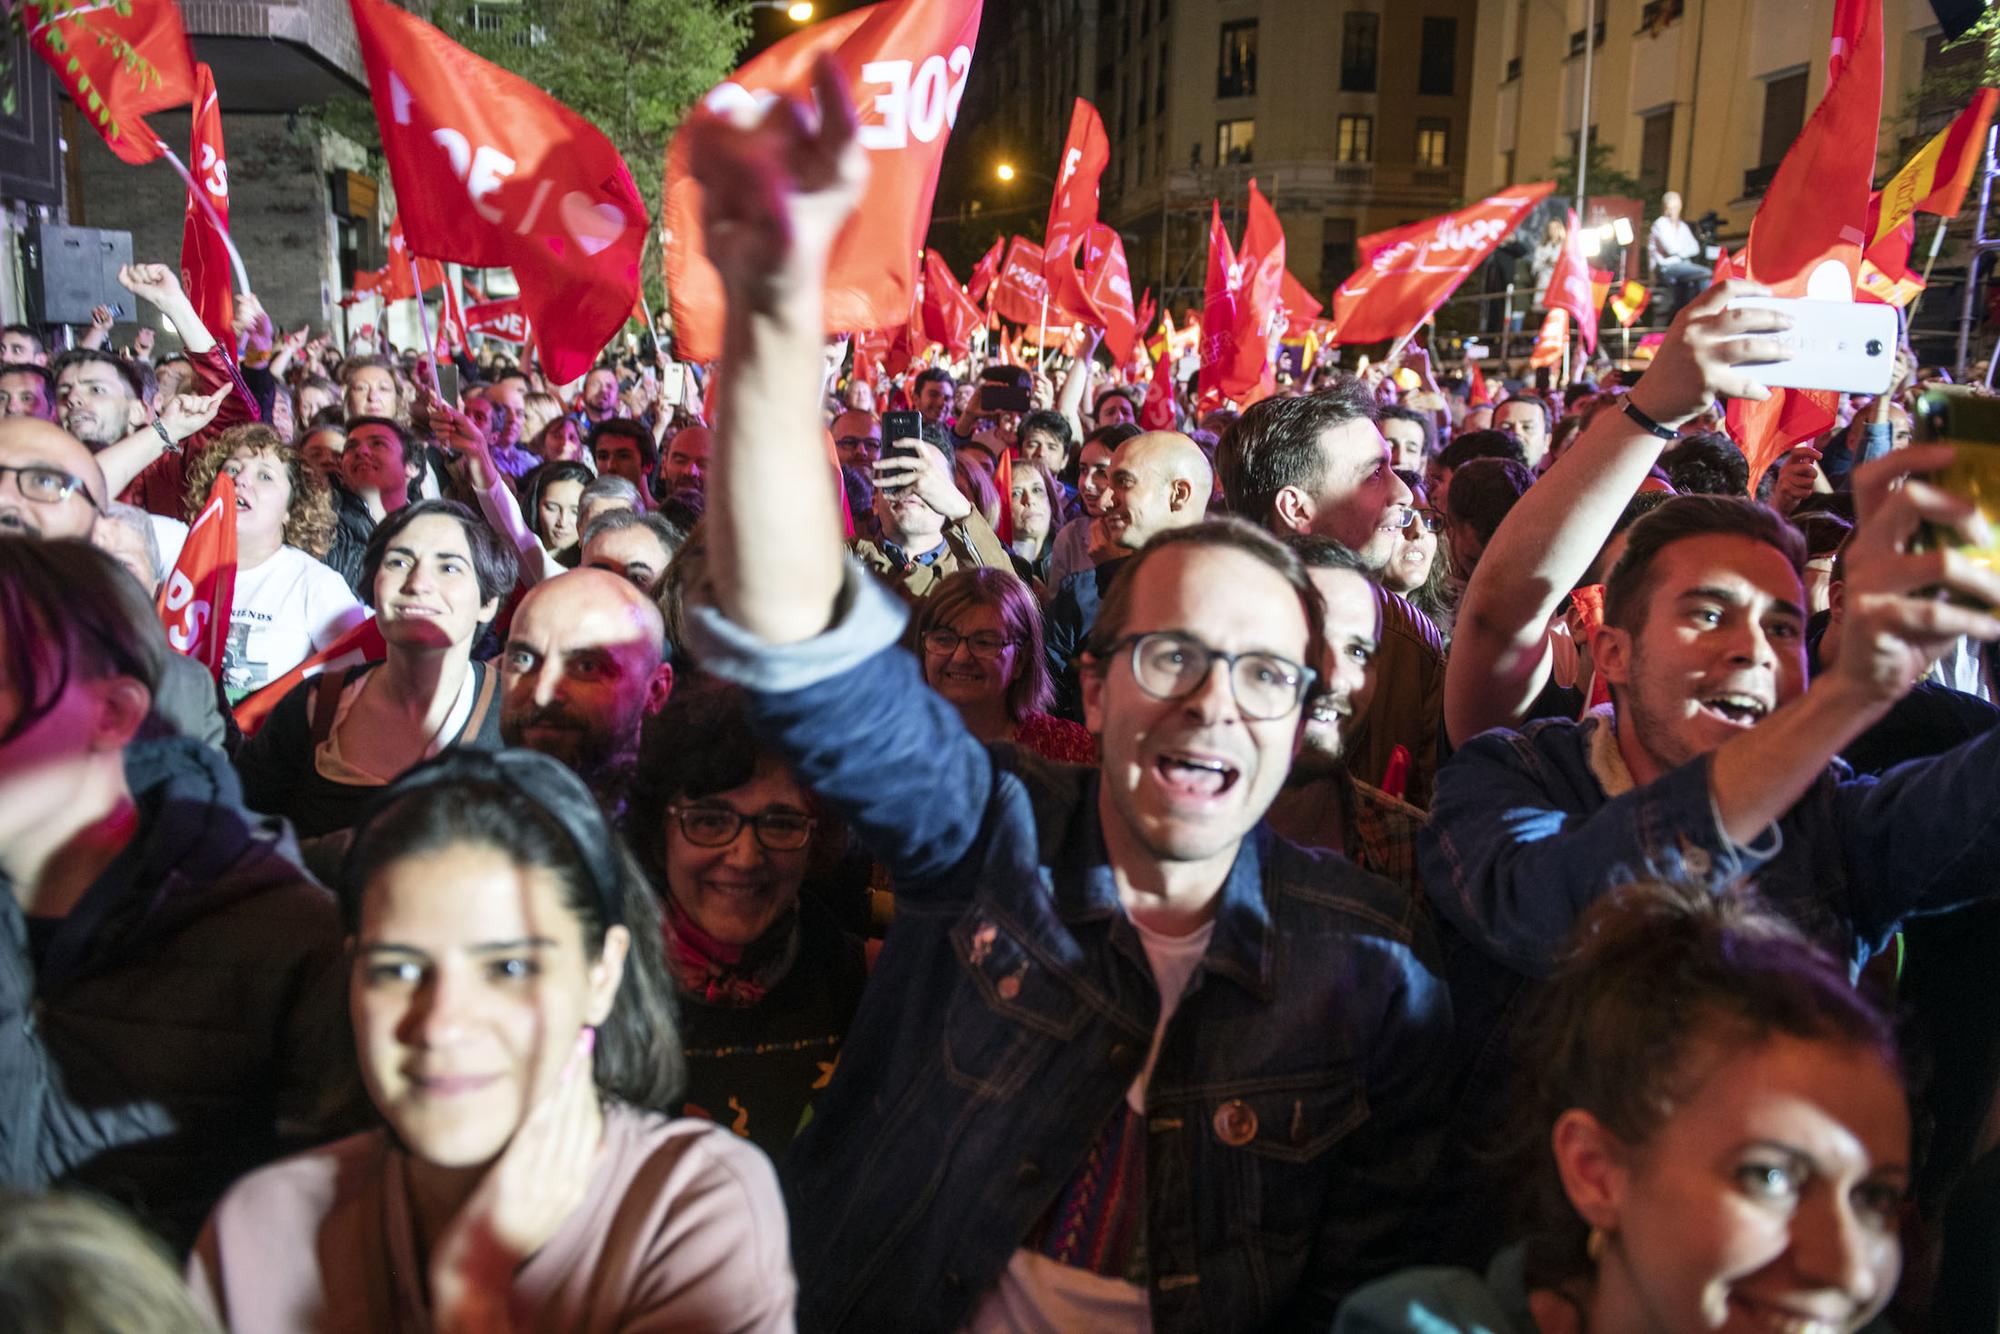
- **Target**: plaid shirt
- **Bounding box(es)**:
[1346,778,1428,901]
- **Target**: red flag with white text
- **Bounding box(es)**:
[1281,269,1324,337]
[1331,184,1555,345]
[968,236,1004,305]
[1198,202,1242,404]
[23,0,196,165]
[348,0,647,383]
[1081,223,1137,363]
[991,235,1051,327]
[665,0,984,362]
[1544,208,1600,354]
[1042,98,1110,327]
[465,298,531,343]
[179,63,234,342]
[1140,340,1178,431]
[158,474,237,680]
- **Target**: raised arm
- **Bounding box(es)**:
[692,57,866,645]
[1056,328,1101,443]
[1444,282,1790,746]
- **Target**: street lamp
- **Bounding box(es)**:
[996,162,1016,182]
[749,0,813,21]
[996,162,1055,186]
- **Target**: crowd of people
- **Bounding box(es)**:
[2,66,2000,1334]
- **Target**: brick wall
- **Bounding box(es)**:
[72,111,341,346]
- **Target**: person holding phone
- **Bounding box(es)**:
[851,424,1011,602]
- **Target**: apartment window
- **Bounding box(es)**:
[1218,118,1256,164]
[1336,114,1374,163]
[1757,69,1808,169]
[1419,18,1457,96]
[1919,33,1983,138]
[1415,119,1450,167]
[1218,20,1257,98]
[1322,217,1358,288]
[1341,13,1379,92]
[1639,107,1674,196]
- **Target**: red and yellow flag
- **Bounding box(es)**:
[1529,309,1568,370]
[1609,280,1650,327]
[1873,89,1999,248]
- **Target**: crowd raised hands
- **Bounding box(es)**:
[8,48,2000,1334]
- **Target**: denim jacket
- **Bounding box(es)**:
[686,569,1453,1333]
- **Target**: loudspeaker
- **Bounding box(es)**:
[21,223,134,327]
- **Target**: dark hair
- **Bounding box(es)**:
[1516,880,1901,1285]
[1214,377,1377,528]
[344,414,412,453]
[1080,518,1326,681]
[1287,533,1378,580]
[1094,384,1139,417]
[360,498,517,609]
[1495,393,1554,433]
[1377,403,1437,457]
[1437,428,1528,473]
[914,367,955,395]
[0,538,165,745]
[915,567,1054,722]
[1019,409,1074,456]
[1445,457,1535,548]
[589,417,656,471]
[581,507,685,559]
[50,347,146,404]
[1068,421,1140,490]
[1660,432,1750,497]
[626,677,806,870]
[523,460,593,546]
[0,362,54,402]
[0,324,44,357]
[341,753,684,1112]
[1603,495,1806,633]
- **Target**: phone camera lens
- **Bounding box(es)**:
[1866,339,1884,356]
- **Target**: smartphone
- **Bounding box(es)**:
[436,362,462,409]
[883,410,923,460]
[1912,387,2000,587]
[1723,297,1898,395]
[980,364,1033,414]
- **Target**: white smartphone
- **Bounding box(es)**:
[1724,297,1898,395]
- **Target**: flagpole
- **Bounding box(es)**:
[1907,216,1950,322]
[1037,292,1049,357]
[156,144,251,297]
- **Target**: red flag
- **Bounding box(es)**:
[436,266,469,357]
[1544,209,1600,354]
[1529,309,1568,370]
[1828,0,1867,82]
[1280,269,1324,337]
[348,0,647,383]
[1467,359,1491,406]
[465,298,531,343]
[991,236,1051,326]
[968,236,1004,305]
[993,449,1014,545]
[1874,89,2000,247]
[1857,215,1926,307]
[1225,180,1286,398]
[1081,223,1137,363]
[159,474,237,680]
[1134,288,1158,342]
[1726,0,1881,485]
[1198,202,1242,404]
[1140,340,1178,431]
[666,0,985,363]
[232,615,387,737]
[178,63,234,342]
[23,0,196,166]
[1331,183,1556,345]
[921,249,982,356]
[1042,98,1111,327]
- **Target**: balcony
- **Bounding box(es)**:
[1333,164,1375,187]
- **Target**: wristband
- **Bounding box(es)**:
[1621,397,1678,441]
[152,419,180,453]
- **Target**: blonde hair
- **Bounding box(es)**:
[0,1190,219,1333]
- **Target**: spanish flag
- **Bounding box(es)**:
[1609,280,1650,327]
[1872,88,1999,248]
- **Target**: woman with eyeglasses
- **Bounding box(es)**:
[1390,469,1456,640]
[625,679,870,1158]
[914,568,1096,764]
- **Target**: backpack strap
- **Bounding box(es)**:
[308,669,348,748]
[460,663,498,741]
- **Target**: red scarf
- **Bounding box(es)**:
[662,895,800,1008]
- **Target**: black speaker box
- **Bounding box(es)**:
[22,222,134,327]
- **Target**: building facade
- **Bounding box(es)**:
[943,0,1480,317]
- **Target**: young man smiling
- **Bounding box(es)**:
[677,61,1449,1332]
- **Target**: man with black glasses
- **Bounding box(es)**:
[676,67,1449,1332]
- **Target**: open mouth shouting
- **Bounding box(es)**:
[1151,748,1242,805]
[1697,692,1770,729]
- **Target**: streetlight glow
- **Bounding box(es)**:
[786,1,813,21]
[996,162,1017,182]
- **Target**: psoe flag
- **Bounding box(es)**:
[1331,184,1555,345]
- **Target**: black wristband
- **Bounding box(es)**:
[1621,397,1679,441]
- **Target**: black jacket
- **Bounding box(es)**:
[0,734,361,1250]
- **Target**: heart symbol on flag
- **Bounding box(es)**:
[561,193,627,257]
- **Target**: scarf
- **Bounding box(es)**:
[662,894,801,1008]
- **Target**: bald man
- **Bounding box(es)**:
[660,424,712,496]
[0,417,109,539]
[1043,431,1216,720]
[499,567,674,812]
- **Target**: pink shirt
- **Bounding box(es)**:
[189,1105,794,1333]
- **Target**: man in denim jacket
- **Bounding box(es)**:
[1418,282,2000,1263]
[678,65,1452,1332]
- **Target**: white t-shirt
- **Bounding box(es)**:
[149,514,189,577]
[967,917,1216,1333]
[223,545,368,702]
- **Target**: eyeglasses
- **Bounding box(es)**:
[836,435,882,454]
[1407,509,1443,534]
[0,463,99,512]
[1114,632,1315,721]
[922,628,1016,661]
[668,804,817,852]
